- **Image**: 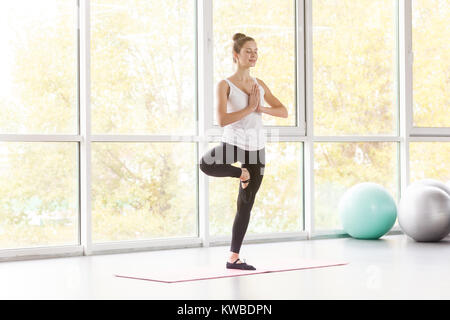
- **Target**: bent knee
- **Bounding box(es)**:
[199,158,212,174]
[199,160,207,174]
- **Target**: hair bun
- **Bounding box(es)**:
[232,33,246,42]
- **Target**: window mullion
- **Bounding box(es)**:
[79,0,92,256]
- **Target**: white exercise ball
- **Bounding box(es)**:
[399,184,450,242]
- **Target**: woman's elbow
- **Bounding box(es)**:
[218,116,225,127]
[274,104,288,118]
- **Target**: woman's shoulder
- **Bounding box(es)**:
[218,78,232,86]
[217,79,231,97]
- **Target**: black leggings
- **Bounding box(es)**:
[199,142,265,254]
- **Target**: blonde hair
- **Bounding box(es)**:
[232,33,255,63]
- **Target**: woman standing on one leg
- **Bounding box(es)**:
[199,33,288,270]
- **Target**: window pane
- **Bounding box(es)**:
[0,143,78,248]
[213,0,296,126]
[91,0,196,135]
[412,0,450,127]
[92,142,197,242]
[410,142,450,183]
[314,142,398,230]
[0,1,77,134]
[313,0,397,136]
[209,142,303,236]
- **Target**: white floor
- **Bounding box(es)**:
[1,234,450,300]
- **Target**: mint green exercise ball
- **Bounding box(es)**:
[338,182,397,239]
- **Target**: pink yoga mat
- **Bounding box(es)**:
[114,259,348,283]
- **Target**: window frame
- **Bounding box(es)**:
[409,0,450,134]
[1,0,449,261]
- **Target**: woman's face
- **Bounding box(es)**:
[235,40,258,67]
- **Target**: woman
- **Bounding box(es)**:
[199,33,288,270]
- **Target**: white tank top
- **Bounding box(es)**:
[221,77,267,151]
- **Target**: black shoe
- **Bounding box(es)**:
[226,258,256,270]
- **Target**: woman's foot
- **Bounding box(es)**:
[226,258,256,270]
[227,252,255,269]
[240,168,250,189]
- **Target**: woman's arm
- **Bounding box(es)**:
[256,78,288,118]
[216,80,259,127]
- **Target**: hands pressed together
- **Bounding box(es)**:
[247,83,263,114]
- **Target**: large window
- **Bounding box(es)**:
[313,0,397,136]
[212,0,297,127]
[92,142,197,242]
[311,0,399,234]
[412,0,450,128]
[90,0,197,244]
[91,0,196,135]
[314,142,398,230]
[0,1,78,250]
[0,143,78,248]
[0,1,77,134]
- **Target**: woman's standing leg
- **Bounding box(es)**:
[229,148,265,255]
[200,143,266,269]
